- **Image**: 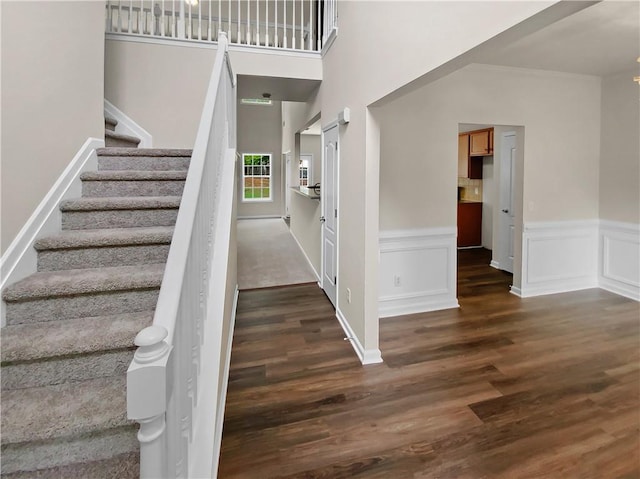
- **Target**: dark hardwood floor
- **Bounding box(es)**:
[218,250,640,478]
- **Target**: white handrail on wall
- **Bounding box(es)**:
[105,0,338,53]
[126,31,237,479]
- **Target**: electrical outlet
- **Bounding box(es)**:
[346,288,352,303]
[475,187,479,195]
[394,275,401,287]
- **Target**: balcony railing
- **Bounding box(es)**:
[106,0,337,52]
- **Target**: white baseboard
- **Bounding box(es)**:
[520,220,599,298]
[599,220,639,301]
[104,99,152,147]
[290,230,321,282]
[490,260,500,270]
[510,286,523,297]
[1,138,104,326]
[378,227,458,317]
[335,308,382,365]
[211,285,239,478]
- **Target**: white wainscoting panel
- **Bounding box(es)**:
[599,220,640,301]
[521,220,599,297]
[379,227,458,318]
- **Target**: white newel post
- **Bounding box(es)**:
[128,325,173,479]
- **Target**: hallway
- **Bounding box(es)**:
[218,255,639,478]
[237,218,317,290]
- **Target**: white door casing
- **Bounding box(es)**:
[284,152,291,217]
[322,125,339,307]
[499,132,516,274]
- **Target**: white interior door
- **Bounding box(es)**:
[322,125,338,307]
[499,132,516,273]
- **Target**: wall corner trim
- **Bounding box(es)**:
[336,308,383,365]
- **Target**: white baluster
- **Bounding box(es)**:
[208,0,212,40]
[128,0,132,32]
[256,0,259,45]
[283,0,287,48]
[237,0,241,43]
[274,0,278,47]
[228,0,231,40]
[309,0,313,50]
[218,0,221,40]
[246,0,250,45]
[299,0,303,50]
[197,0,201,39]
[292,0,295,49]
[118,0,122,32]
[265,0,269,46]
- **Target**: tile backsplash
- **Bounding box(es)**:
[458,177,483,202]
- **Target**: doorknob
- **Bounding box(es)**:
[320,216,326,223]
[502,209,509,213]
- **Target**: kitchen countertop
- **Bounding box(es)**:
[458,200,482,204]
[291,186,320,200]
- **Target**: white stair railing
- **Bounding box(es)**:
[105,0,338,52]
[127,31,237,479]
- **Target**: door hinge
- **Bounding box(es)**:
[334,208,338,218]
[334,276,337,284]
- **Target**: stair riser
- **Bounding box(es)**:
[5,288,159,325]
[105,137,140,148]
[105,121,117,132]
[0,427,138,476]
[82,180,185,198]
[62,209,178,230]
[2,350,134,390]
[98,156,190,171]
[38,244,170,271]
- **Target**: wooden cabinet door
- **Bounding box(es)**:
[458,134,469,177]
[457,202,483,247]
[470,130,490,156]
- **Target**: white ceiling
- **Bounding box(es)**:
[483,0,639,77]
[237,75,320,102]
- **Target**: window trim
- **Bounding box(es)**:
[242,153,273,203]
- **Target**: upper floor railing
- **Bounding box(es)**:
[106,0,337,52]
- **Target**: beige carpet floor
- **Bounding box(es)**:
[237,218,318,290]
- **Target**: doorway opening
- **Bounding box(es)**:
[456,124,524,301]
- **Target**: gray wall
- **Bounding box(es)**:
[237,100,283,217]
[1,1,105,253]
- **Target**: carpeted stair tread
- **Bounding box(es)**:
[80,170,188,181]
[2,264,165,302]
[2,451,139,479]
[34,226,174,250]
[60,195,182,211]
[1,310,153,364]
[1,376,130,446]
[97,147,192,157]
[104,117,118,132]
[105,130,141,145]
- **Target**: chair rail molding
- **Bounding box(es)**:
[379,227,459,318]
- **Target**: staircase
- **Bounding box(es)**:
[1,117,192,477]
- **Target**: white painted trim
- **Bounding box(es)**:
[520,220,599,298]
[379,227,459,318]
[599,220,640,301]
[320,28,338,56]
[211,285,239,479]
[510,286,523,297]
[0,138,104,326]
[290,230,321,282]
[104,99,153,147]
[106,33,321,59]
[490,260,500,269]
[336,307,383,365]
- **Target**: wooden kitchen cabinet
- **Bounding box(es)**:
[458,134,482,179]
[469,129,491,156]
[457,202,482,247]
[489,128,494,154]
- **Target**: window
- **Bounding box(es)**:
[299,155,312,187]
[243,153,272,201]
